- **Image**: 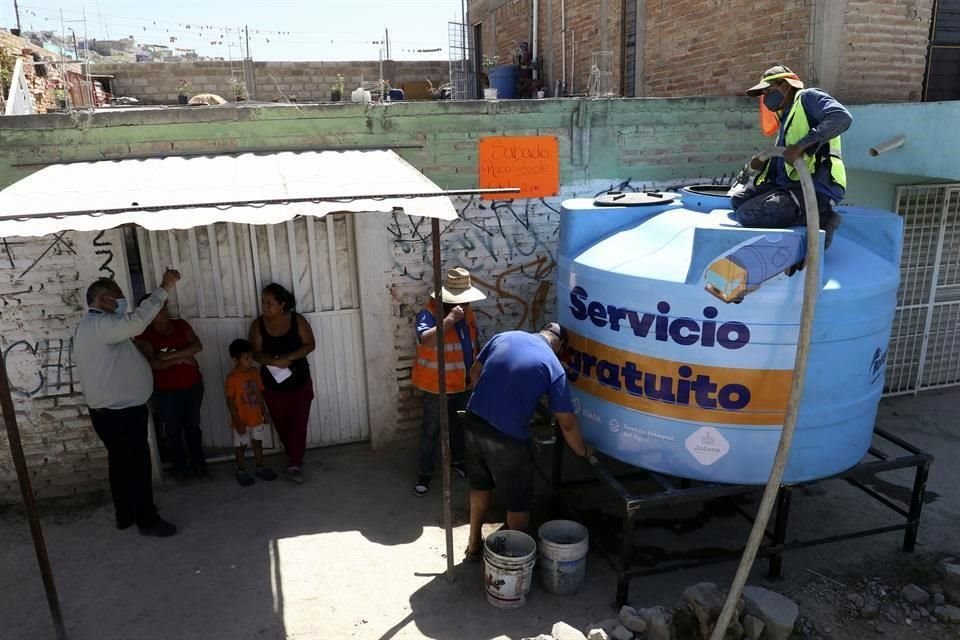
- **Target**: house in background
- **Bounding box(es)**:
[467,0,960,103]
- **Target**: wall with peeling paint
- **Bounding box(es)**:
[0,98,764,502]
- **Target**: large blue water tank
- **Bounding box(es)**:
[557,188,903,484]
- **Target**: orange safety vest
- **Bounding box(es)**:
[411,299,479,394]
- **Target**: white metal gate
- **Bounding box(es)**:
[136,215,369,452]
[887,184,960,395]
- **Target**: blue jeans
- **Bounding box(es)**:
[152,382,206,474]
[732,183,835,228]
[418,391,468,477]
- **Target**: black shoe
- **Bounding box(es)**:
[255,466,277,481]
[116,517,135,531]
[138,517,178,538]
[236,469,255,487]
[413,474,432,497]
[822,210,842,250]
[452,462,468,480]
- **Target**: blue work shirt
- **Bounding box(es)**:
[416,308,474,375]
[767,88,852,203]
[467,331,575,440]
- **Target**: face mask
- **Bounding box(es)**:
[763,89,786,112]
[113,298,128,315]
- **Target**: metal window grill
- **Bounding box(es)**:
[886,184,960,395]
[448,21,475,100]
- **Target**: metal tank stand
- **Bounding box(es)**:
[541,427,933,608]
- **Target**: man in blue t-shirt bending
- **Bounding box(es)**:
[463,322,590,560]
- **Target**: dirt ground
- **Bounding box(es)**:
[3,390,960,640]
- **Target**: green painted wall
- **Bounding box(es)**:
[0,98,766,191]
[845,169,952,211]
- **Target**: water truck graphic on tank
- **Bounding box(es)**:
[703,234,804,304]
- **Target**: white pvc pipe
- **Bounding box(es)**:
[869,134,906,157]
[532,0,539,80]
[708,148,821,640]
[561,0,566,93]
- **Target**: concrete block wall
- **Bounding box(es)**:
[0,97,763,502]
[93,60,451,105]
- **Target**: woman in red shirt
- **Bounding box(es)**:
[135,297,207,481]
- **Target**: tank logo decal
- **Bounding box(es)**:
[569,286,750,349]
[870,348,887,385]
[685,427,730,465]
[564,330,790,426]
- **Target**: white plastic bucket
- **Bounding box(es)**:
[537,520,589,595]
[483,530,537,609]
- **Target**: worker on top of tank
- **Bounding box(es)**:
[731,65,852,250]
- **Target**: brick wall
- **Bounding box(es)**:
[642,0,813,97]
[492,0,531,65]
[0,97,763,502]
[472,0,623,95]
[93,60,451,105]
[836,0,934,103]
[0,228,124,504]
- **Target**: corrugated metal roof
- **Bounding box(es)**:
[0,149,457,238]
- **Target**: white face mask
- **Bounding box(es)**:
[113,298,128,315]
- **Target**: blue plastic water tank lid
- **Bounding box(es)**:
[594,191,678,207]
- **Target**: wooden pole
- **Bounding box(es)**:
[0,349,67,639]
[431,218,455,582]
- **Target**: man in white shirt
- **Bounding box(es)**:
[75,269,181,537]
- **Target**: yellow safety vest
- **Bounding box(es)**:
[757,89,846,190]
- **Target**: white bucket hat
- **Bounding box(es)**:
[431,267,487,304]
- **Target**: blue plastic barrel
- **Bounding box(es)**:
[488,65,519,99]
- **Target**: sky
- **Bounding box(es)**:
[2,0,465,61]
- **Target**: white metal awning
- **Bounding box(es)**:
[0,149,457,238]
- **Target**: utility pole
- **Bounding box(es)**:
[242,24,257,101]
[385,27,390,60]
[69,30,80,60]
[13,0,21,32]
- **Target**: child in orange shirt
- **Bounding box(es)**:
[226,339,278,486]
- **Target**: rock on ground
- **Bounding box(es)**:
[934,604,960,624]
[617,605,647,634]
[586,630,609,640]
[609,624,633,640]
[742,586,799,640]
[637,606,672,640]
[683,582,726,639]
[552,621,588,640]
[742,614,765,640]
[901,583,930,605]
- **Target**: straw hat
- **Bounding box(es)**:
[745,65,805,96]
[431,267,487,304]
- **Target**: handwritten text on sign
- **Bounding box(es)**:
[479,136,560,200]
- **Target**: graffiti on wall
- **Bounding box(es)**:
[92,231,116,278]
[2,337,75,397]
[387,196,559,331]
